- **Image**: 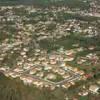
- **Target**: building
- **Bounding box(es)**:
[89,85,100,94]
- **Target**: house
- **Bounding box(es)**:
[78,90,88,96]
[29,69,37,75]
[46,73,56,80]
[63,57,74,62]
[10,73,20,78]
[62,83,71,89]
[20,51,26,56]
[0,67,6,71]
[50,59,57,65]
[20,76,33,85]
[89,85,100,94]
[14,68,24,73]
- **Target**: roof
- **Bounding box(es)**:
[89,85,100,93]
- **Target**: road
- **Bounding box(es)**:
[6,65,81,86]
[21,64,82,85]
[56,74,81,85]
[0,41,83,86]
[0,62,82,86]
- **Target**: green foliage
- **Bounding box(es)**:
[0,73,66,100]
[0,0,90,10]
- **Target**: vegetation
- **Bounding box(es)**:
[0,0,90,10]
[0,72,66,100]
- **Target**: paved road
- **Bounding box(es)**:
[1,67,82,86]
[22,64,81,85]
[4,63,82,86]
[56,73,81,85]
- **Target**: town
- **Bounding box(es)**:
[0,0,100,100]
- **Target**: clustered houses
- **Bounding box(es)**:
[77,53,99,65]
[0,4,100,95]
[89,0,100,14]
[0,5,99,45]
[0,47,85,90]
[1,44,98,93]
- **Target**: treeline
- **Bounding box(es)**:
[0,0,90,10]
